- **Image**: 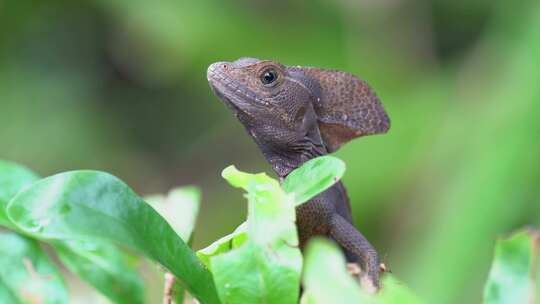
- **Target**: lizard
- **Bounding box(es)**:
[207,57,390,291]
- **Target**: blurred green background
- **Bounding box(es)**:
[1,0,539,303]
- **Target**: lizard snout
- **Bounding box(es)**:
[207,62,230,81]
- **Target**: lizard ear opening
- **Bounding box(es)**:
[298,67,390,152]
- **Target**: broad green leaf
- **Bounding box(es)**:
[146,186,201,304]
[0,160,39,227]
[302,238,368,304]
[55,240,144,304]
[145,186,200,242]
[0,232,68,304]
[483,229,539,304]
[197,222,247,270]
[211,166,302,304]
[0,162,147,303]
[283,156,345,206]
[377,275,422,304]
[0,280,22,304]
[6,171,220,304]
[302,238,422,304]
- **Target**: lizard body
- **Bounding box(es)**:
[207,58,389,289]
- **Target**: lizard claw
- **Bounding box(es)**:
[379,262,390,273]
[347,262,384,293]
[346,262,362,276]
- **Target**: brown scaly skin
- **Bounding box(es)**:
[207,58,390,290]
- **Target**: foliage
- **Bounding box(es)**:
[283,156,345,206]
[301,238,422,304]
[1,156,537,303]
[483,229,539,304]
[0,160,207,303]
[0,232,67,304]
[210,165,302,303]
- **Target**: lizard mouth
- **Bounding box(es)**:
[209,82,244,115]
[211,85,244,115]
[207,63,258,116]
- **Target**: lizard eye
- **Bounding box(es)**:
[260,69,278,85]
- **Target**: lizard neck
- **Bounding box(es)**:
[256,138,327,178]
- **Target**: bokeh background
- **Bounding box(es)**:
[1,0,539,303]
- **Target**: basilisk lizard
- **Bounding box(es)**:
[207,58,390,290]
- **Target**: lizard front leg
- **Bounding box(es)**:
[329,213,380,292]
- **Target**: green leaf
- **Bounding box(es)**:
[0,162,147,303]
[6,170,220,304]
[0,231,68,304]
[55,240,144,304]
[377,275,423,304]
[302,238,422,304]
[483,228,539,304]
[145,186,200,242]
[211,165,302,304]
[221,165,277,190]
[0,280,22,304]
[145,186,201,304]
[301,238,368,304]
[283,156,345,206]
[0,160,39,228]
[197,222,247,270]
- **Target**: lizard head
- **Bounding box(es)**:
[207,58,315,129]
[208,57,389,176]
